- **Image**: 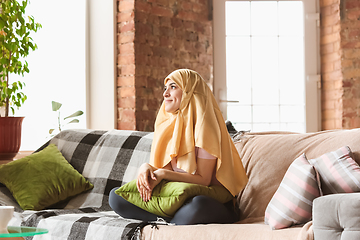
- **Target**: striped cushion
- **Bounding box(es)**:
[264,154,321,230]
[308,146,360,194]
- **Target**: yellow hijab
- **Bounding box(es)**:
[149,69,248,196]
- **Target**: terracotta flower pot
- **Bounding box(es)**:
[0,117,24,160]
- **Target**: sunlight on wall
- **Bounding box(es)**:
[11,0,86,150]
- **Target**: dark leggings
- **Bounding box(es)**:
[109,188,238,225]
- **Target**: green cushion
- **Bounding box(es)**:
[115,179,234,218]
[0,144,93,210]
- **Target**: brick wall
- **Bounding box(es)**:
[340,0,360,128]
[320,0,360,130]
[320,0,343,129]
[116,0,213,131]
[117,0,136,130]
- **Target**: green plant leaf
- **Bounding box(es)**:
[64,110,84,120]
[67,119,80,124]
[0,19,5,29]
[49,129,54,134]
[0,58,8,65]
[51,101,62,111]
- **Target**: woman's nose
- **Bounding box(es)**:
[163,89,169,97]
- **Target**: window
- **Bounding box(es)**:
[12,0,116,151]
[12,0,86,150]
[213,0,320,133]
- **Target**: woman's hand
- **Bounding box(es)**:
[136,165,165,202]
[142,169,164,202]
[136,163,158,201]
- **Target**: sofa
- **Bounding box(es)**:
[1,127,360,240]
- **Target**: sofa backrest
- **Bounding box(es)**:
[234,128,360,221]
[45,129,153,210]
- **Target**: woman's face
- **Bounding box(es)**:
[163,79,183,113]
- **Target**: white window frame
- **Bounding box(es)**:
[213,0,321,132]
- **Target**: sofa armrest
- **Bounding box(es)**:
[313,193,360,240]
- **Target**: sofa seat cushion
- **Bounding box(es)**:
[234,128,360,221]
[142,220,314,240]
[313,193,360,240]
[0,144,93,210]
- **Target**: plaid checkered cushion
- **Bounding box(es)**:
[0,129,156,240]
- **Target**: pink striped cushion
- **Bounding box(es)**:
[264,154,321,230]
[308,146,360,194]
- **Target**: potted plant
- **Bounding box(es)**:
[49,101,84,137]
[0,0,41,159]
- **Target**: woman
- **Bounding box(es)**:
[109,69,248,225]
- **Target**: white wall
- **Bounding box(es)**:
[86,0,117,130]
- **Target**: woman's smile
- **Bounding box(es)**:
[163,79,182,113]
